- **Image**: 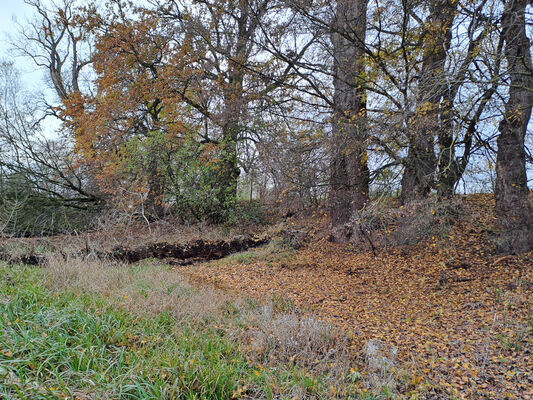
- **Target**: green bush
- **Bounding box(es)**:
[222,200,267,226]
[0,184,98,236]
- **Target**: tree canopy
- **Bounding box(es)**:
[1,0,532,252]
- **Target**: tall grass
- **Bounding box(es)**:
[0,260,358,399]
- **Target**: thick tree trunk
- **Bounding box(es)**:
[495,0,533,254]
[214,66,244,217]
[211,4,255,219]
[329,0,369,239]
[400,0,456,204]
[400,134,437,202]
[436,109,471,197]
[215,124,240,211]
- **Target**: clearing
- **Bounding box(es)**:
[1,195,532,399]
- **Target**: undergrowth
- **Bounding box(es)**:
[212,238,295,268]
[0,260,369,399]
[344,196,469,251]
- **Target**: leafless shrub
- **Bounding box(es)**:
[329,198,392,248]
[243,304,352,377]
[38,214,258,258]
[389,197,466,246]
[280,229,310,249]
[344,196,469,251]
[341,201,391,251]
[88,214,253,251]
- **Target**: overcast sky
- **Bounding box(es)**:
[1,0,46,90]
[1,0,63,136]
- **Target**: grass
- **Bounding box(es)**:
[213,239,295,268]
[496,317,533,352]
[0,266,250,399]
[0,259,364,399]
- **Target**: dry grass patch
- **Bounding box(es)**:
[43,254,356,391]
[45,255,228,324]
[242,303,352,377]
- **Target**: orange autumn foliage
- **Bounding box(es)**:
[61,11,200,211]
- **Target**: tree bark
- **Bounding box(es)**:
[212,71,243,214]
[495,0,533,254]
[329,0,369,238]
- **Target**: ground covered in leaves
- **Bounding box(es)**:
[1,194,531,399]
[178,195,533,399]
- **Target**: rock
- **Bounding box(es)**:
[363,339,397,390]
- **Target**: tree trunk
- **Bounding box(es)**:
[215,124,240,212]
[211,2,257,219]
[400,133,437,203]
[400,0,456,204]
[329,0,369,240]
[495,0,533,254]
[214,63,244,218]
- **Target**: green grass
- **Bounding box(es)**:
[0,262,365,399]
[0,269,246,399]
[213,239,294,267]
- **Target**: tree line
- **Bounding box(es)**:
[0,0,532,253]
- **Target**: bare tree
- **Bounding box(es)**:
[14,0,94,104]
[494,0,533,253]
[0,61,100,235]
[398,0,457,203]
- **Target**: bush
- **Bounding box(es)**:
[0,188,98,236]
[390,197,466,245]
[340,196,467,251]
[222,200,267,226]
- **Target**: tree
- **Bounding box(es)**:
[329,0,370,236]
[60,0,291,220]
[494,0,533,253]
[14,0,94,104]
[12,0,530,234]
[0,61,100,235]
[398,0,457,203]
[153,0,275,217]
[434,1,504,197]
[65,8,187,218]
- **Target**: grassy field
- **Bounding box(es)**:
[0,258,364,400]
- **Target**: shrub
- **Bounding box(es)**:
[341,196,467,251]
[390,197,466,245]
[0,188,97,236]
[222,200,267,226]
